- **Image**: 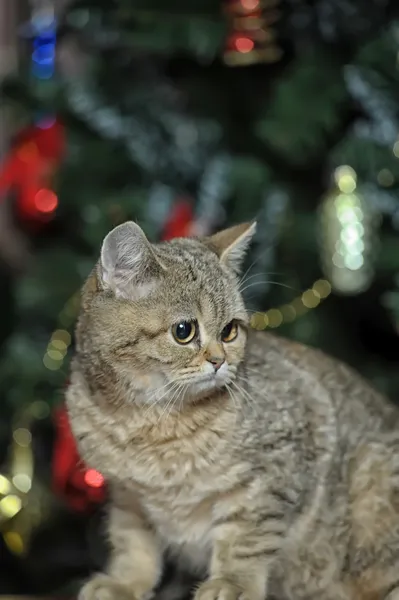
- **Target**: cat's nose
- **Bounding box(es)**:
[207,356,225,372]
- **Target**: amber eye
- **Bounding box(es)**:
[172,320,197,344]
[221,320,238,343]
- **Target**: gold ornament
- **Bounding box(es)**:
[318,166,381,295]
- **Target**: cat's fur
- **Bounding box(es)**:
[67,220,399,600]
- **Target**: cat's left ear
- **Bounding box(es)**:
[205,221,256,274]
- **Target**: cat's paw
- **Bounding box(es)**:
[79,574,136,600]
[194,578,253,600]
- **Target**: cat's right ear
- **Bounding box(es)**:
[99,222,163,300]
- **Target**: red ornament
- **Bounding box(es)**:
[52,405,106,512]
[0,119,65,222]
[162,199,195,240]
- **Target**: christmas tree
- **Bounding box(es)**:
[1,0,399,594]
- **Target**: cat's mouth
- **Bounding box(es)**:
[191,372,228,394]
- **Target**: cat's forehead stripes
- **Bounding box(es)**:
[155,239,237,327]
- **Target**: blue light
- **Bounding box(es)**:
[33,28,56,44]
[32,45,55,65]
[31,13,56,79]
[31,11,57,120]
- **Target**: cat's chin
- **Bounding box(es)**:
[184,377,228,403]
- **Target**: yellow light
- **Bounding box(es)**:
[43,354,62,371]
[334,165,357,194]
[313,279,331,298]
[302,289,320,309]
[0,495,22,519]
[249,279,331,332]
[250,312,266,329]
[0,475,11,495]
[52,329,71,345]
[266,309,282,328]
[47,348,64,361]
[12,474,32,494]
[4,531,24,555]
[13,428,32,448]
[48,339,68,354]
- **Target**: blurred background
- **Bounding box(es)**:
[1,0,399,596]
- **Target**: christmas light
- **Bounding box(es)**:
[3,531,24,555]
[0,495,22,520]
[249,279,332,330]
[31,6,56,81]
[0,475,11,496]
[13,428,32,448]
[84,469,105,489]
[34,188,58,214]
[235,36,255,53]
[319,169,378,295]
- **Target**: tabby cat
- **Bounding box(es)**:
[66,220,399,600]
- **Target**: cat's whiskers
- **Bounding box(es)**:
[225,383,239,411]
[145,379,177,405]
[143,380,181,418]
[157,383,186,424]
[166,383,188,420]
[239,270,282,289]
[240,279,296,295]
[230,379,257,415]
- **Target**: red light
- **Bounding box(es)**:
[235,37,255,53]
[241,0,259,9]
[34,188,58,214]
[84,469,105,488]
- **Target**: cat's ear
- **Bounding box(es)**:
[206,221,256,274]
[99,222,163,299]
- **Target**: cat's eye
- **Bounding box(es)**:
[221,320,238,343]
[172,320,197,344]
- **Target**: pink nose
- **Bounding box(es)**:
[207,357,225,372]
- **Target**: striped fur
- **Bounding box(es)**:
[67,222,399,600]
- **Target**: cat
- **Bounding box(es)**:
[66,220,399,600]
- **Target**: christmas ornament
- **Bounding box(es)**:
[318,166,381,295]
[0,0,63,223]
[162,200,195,240]
[0,120,65,222]
[223,0,282,67]
[52,405,107,513]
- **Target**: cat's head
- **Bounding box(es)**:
[79,220,256,406]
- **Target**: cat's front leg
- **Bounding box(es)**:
[79,503,161,600]
[195,488,292,600]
